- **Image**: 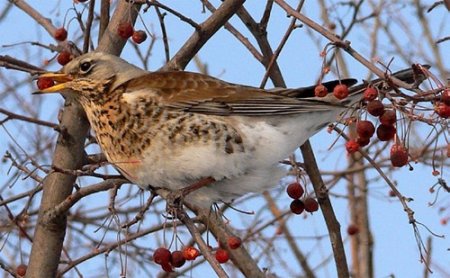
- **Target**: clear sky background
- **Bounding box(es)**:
[0,1,449,277]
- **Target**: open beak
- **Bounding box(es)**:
[33,72,73,94]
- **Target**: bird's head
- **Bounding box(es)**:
[34,52,146,102]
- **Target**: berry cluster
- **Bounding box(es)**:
[344,86,410,167]
[152,236,242,272]
[153,246,199,272]
[117,22,147,44]
[286,182,319,214]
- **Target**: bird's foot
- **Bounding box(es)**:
[166,177,216,213]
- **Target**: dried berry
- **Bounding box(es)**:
[367,100,385,117]
[117,22,134,39]
[356,136,370,147]
[153,247,171,265]
[390,144,408,167]
[54,27,67,41]
[380,110,397,126]
[215,249,229,263]
[314,84,328,97]
[57,51,72,66]
[182,246,199,261]
[170,250,186,268]
[227,236,242,250]
[16,264,27,276]
[290,199,305,214]
[376,124,396,141]
[435,102,450,118]
[363,87,378,101]
[286,182,304,199]
[304,197,319,212]
[132,30,147,44]
[441,89,450,105]
[333,84,349,100]
[356,120,375,139]
[345,140,360,154]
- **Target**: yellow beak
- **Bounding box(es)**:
[34,73,73,94]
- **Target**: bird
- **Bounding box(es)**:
[35,52,420,208]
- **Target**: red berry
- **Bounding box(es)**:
[170,250,186,268]
[347,224,359,235]
[57,51,72,66]
[36,77,55,90]
[435,102,450,118]
[286,182,304,199]
[380,110,397,126]
[356,136,370,147]
[132,30,147,44]
[333,84,349,100]
[117,22,134,39]
[345,140,360,154]
[215,249,229,263]
[161,262,173,272]
[376,124,396,141]
[304,197,319,212]
[366,100,385,117]
[16,264,27,276]
[153,247,171,265]
[54,27,68,41]
[356,120,375,139]
[363,87,378,101]
[227,236,242,249]
[290,199,305,214]
[314,84,328,97]
[182,246,199,261]
[390,144,408,167]
[441,89,450,105]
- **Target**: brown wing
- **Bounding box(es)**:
[124,71,356,116]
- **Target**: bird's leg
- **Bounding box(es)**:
[166,177,216,210]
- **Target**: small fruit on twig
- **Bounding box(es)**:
[290,199,305,214]
[367,100,385,116]
[376,124,396,141]
[170,250,186,268]
[304,197,319,212]
[380,110,397,126]
[314,84,328,97]
[182,246,200,261]
[132,30,147,44]
[54,27,67,41]
[227,236,242,249]
[153,247,171,265]
[215,249,229,263]
[16,264,27,276]
[117,22,134,39]
[390,144,408,167]
[286,182,304,199]
[57,51,72,66]
[435,102,450,118]
[356,120,375,139]
[345,140,360,154]
[333,84,349,99]
[363,87,378,101]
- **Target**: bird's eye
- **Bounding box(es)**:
[79,61,92,73]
